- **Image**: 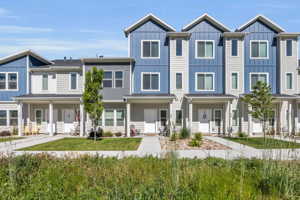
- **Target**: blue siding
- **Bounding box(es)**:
[130,20,169,94]
[188,20,224,94]
[0,56,27,101]
[242,20,277,94]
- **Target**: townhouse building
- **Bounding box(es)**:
[0,13,299,137]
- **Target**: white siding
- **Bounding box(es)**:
[31,72,57,94]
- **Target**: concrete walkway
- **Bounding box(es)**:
[137,135,161,156]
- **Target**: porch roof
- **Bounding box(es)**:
[185,93,236,103]
[13,94,81,103]
[124,93,175,103]
[240,93,297,100]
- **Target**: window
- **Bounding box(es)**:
[42,74,48,90]
[196,40,214,58]
[231,72,238,89]
[286,40,292,56]
[176,110,182,126]
[115,71,123,88]
[105,109,114,126]
[250,73,268,90]
[196,73,214,91]
[103,71,113,88]
[231,40,238,56]
[142,73,159,91]
[35,110,43,125]
[232,110,239,126]
[9,110,18,126]
[8,73,17,90]
[70,73,77,90]
[160,110,167,126]
[142,40,159,58]
[0,73,6,90]
[251,40,268,58]
[176,73,182,89]
[286,73,293,89]
[176,39,182,56]
[97,113,103,126]
[0,110,6,126]
[116,109,125,126]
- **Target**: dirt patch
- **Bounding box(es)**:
[160,136,231,150]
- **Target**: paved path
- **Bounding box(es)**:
[137,135,161,157]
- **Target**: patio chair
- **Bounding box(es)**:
[130,125,140,137]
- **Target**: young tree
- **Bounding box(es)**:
[82,67,104,140]
[242,81,274,140]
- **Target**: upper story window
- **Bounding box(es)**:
[142,72,160,91]
[286,40,292,56]
[141,40,160,58]
[231,72,238,90]
[196,73,214,91]
[70,73,77,90]
[42,74,48,91]
[231,40,238,56]
[176,73,182,89]
[0,72,18,91]
[250,73,268,90]
[250,40,268,59]
[103,71,113,88]
[286,72,293,90]
[176,39,182,56]
[114,71,123,88]
[196,40,214,59]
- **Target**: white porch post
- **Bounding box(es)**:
[248,105,253,137]
[295,102,298,135]
[189,101,193,132]
[126,102,131,137]
[169,101,172,133]
[80,103,85,137]
[18,102,23,136]
[288,102,292,136]
[49,102,54,136]
[224,101,230,136]
[27,103,30,126]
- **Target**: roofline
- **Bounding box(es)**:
[276,32,300,38]
[223,32,249,37]
[123,95,175,99]
[167,32,191,38]
[29,66,82,72]
[124,13,176,37]
[0,49,53,65]
[185,96,236,99]
[236,14,285,32]
[182,13,231,32]
[81,57,135,64]
[13,96,81,101]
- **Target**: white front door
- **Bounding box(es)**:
[144,109,157,133]
[198,109,211,133]
[63,109,75,133]
[253,118,263,133]
[212,109,222,134]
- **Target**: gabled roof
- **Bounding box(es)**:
[182,13,231,32]
[124,13,176,37]
[236,15,285,33]
[0,49,53,65]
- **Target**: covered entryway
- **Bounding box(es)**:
[144,109,157,133]
[198,109,211,133]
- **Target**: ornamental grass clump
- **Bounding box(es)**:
[179,128,190,139]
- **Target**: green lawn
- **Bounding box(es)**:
[18,138,142,151]
[225,137,300,149]
[0,137,24,143]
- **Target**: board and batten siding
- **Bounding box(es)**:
[31,72,57,94]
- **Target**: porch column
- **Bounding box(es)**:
[295,102,298,135]
[126,102,131,137]
[224,101,230,136]
[169,101,172,133]
[17,102,23,136]
[80,103,85,137]
[188,101,193,131]
[27,103,30,126]
[49,102,54,136]
[288,102,292,136]
[247,105,253,137]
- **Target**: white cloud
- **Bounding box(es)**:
[0,25,54,33]
[0,8,18,19]
[79,29,105,33]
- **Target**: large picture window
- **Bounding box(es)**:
[196,40,214,58]
[142,72,159,91]
[196,73,214,91]
[142,40,159,58]
[250,40,268,58]
[250,73,268,90]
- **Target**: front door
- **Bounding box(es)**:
[63,109,75,133]
[198,109,211,133]
[213,109,222,134]
[144,109,157,133]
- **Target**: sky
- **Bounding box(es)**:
[0,0,299,60]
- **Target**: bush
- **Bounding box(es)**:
[179,128,190,139]
[12,127,18,135]
[88,127,103,139]
[115,132,122,137]
[238,132,248,138]
[103,131,113,137]
[194,132,203,141]
[0,131,12,137]
[188,138,201,147]
[170,133,177,141]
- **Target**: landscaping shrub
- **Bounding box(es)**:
[103,131,113,137]
[194,132,203,141]
[0,130,12,137]
[188,138,201,147]
[169,133,177,141]
[238,132,248,138]
[179,127,190,139]
[12,127,18,135]
[88,127,103,139]
[115,132,122,137]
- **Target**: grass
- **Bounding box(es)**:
[225,137,300,149]
[0,137,24,143]
[0,155,299,199]
[18,138,142,151]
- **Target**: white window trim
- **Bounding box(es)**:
[141,40,160,59]
[34,109,43,124]
[141,72,160,92]
[104,109,114,127]
[231,72,239,90]
[103,71,113,88]
[249,72,269,91]
[0,110,7,126]
[286,39,293,57]
[195,40,215,59]
[114,71,124,88]
[285,72,293,90]
[231,39,239,57]
[175,72,183,90]
[9,110,18,126]
[250,40,269,59]
[175,39,183,57]
[69,72,78,90]
[195,72,215,92]
[213,109,222,121]
[0,72,19,91]
[42,73,48,91]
